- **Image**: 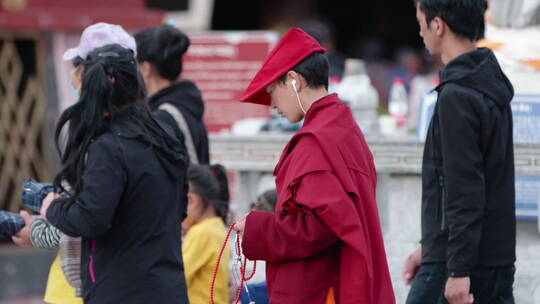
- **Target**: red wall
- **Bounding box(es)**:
[0,0,164,31]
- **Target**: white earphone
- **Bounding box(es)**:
[290,79,306,114]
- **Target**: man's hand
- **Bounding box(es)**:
[233,214,248,235]
[40,192,60,220]
[12,210,35,248]
[402,247,422,285]
[445,276,473,304]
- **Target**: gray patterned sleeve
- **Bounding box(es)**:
[30,218,61,249]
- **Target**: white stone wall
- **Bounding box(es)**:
[382,174,540,304]
[210,135,540,303]
[378,174,423,303]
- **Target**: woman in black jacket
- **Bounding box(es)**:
[135,25,209,164]
[41,43,190,304]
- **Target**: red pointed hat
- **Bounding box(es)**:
[239,28,326,105]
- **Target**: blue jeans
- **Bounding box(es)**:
[241,282,269,304]
[406,263,515,304]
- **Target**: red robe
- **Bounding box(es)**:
[242,94,395,304]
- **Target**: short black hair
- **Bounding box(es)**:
[279,52,329,90]
[134,25,190,81]
[415,0,488,41]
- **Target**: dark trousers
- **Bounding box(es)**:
[405,263,515,304]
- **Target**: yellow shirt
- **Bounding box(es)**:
[44,255,83,304]
[183,217,230,304]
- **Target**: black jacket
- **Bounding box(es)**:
[421,48,516,277]
[47,106,190,303]
[150,80,209,164]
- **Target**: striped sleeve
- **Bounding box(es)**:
[30,218,61,249]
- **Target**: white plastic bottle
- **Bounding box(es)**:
[388,77,409,134]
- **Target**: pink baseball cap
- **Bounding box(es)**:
[63,23,137,61]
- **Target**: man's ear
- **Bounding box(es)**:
[286,70,302,92]
[432,17,445,37]
[139,61,152,78]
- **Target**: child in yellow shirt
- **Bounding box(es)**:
[182,164,230,304]
[44,255,83,304]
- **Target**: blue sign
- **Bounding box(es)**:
[416,90,437,141]
[515,176,540,220]
[512,95,540,220]
[511,94,540,143]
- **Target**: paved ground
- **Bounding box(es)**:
[0,297,44,304]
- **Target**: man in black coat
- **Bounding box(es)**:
[404,1,516,304]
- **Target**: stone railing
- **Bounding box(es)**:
[210,134,540,304]
[210,134,540,174]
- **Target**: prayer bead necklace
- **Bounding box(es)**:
[211,222,257,304]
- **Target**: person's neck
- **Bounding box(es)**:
[147,77,175,97]
[196,207,217,223]
[302,88,329,113]
[440,38,476,65]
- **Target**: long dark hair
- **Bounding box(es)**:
[187,164,229,223]
[53,44,147,196]
[134,24,190,81]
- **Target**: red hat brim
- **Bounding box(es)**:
[239,28,326,106]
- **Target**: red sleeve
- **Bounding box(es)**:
[242,171,342,263]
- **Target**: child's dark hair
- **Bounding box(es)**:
[134,25,190,81]
[53,43,153,196]
[251,189,277,213]
[188,164,229,223]
[415,0,488,41]
[279,52,329,90]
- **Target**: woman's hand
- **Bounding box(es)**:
[40,192,60,220]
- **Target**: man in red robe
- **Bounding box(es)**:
[234,28,395,304]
